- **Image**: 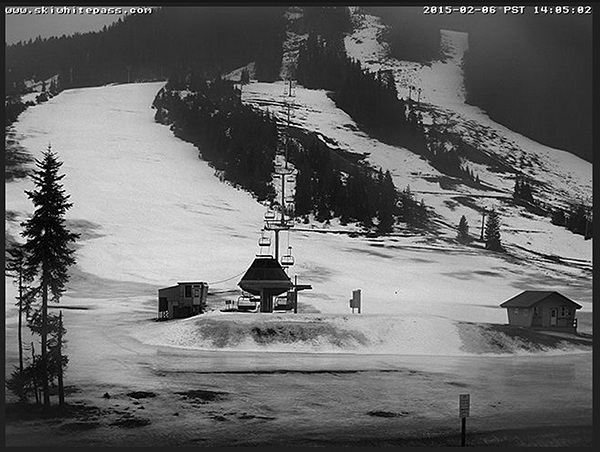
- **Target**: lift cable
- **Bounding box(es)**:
[208,269,247,286]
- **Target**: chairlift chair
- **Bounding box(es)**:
[281,246,294,267]
[258,230,271,247]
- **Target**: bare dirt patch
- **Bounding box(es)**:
[176,389,228,404]
[109,417,151,428]
[126,391,157,399]
[367,410,410,418]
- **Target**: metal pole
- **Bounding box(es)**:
[294,275,298,314]
[480,211,486,241]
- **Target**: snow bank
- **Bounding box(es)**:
[133,312,590,356]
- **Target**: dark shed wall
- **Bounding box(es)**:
[506,306,534,326]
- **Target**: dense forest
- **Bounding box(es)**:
[296,22,478,190]
[288,132,429,232]
[153,76,429,233]
[152,78,278,202]
[5,6,287,95]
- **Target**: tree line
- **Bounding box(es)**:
[288,132,429,233]
[5,6,287,96]
[153,77,278,202]
[551,203,592,239]
[296,33,413,145]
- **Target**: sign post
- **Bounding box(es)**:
[459,394,470,446]
[349,289,361,314]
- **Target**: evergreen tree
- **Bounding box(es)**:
[551,208,566,226]
[377,170,397,234]
[5,244,34,402]
[513,174,534,203]
[457,215,470,243]
[20,146,79,408]
[484,208,503,251]
[240,67,250,84]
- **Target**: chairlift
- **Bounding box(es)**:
[258,230,271,247]
[281,246,294,267]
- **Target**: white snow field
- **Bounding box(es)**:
[5,82,592,360]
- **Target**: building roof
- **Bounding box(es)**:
[238,257,293,296]
[500,291,582,309]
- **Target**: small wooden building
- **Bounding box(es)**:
[158,281,208,319]
[500,291,582,332]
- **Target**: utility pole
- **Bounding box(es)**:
[480,209,486,241]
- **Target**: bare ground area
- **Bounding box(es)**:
[5,343,593,447]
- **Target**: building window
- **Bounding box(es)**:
[560,306,569,317]
[514,308,519,315]
[533,306,540,316]
[523,308,529,315]
[184,285,192,298]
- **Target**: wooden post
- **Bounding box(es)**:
[459,394,470,446]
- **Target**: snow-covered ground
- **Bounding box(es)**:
[5,81,592,362]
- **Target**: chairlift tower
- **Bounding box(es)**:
[262,78,297,264]
[243,79,312,314]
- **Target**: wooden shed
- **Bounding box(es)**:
[158,281,208,319]
[500,291,582,332]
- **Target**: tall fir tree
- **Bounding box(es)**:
[377,170,397,234]
[484,208,503,251]
[20,146,79,408]
[457,215,470,243]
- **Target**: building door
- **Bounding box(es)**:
[193,285,201,305]
[550,308,557,326]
